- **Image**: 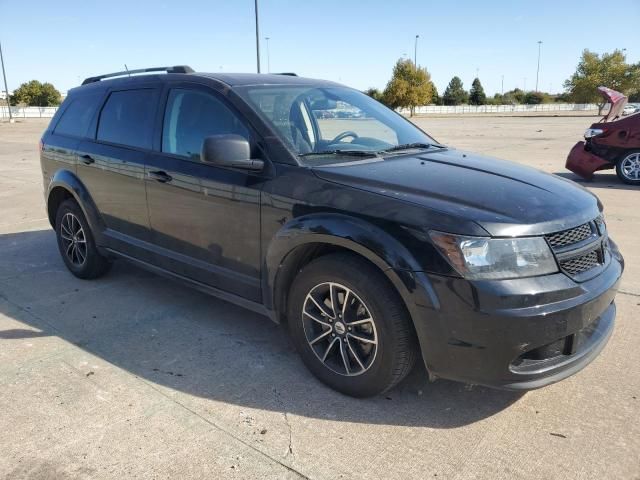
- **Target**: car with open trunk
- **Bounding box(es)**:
[566,86,640,185]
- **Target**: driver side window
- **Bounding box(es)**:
[162,89,249,161]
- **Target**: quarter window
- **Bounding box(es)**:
[97,89,156,149]
[54,93,103,138]
[162,89,249,161]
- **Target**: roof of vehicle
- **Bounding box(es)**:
[72,66,342,94]
[197,72,341,87]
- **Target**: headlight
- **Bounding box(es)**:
[584,128,604,139]
[429,231,558,280]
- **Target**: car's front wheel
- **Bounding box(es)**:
[288,253,417,397]
[616,151,640,185]
[55,199,111,279]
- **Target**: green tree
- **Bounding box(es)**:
[10,80,61,106]
[364,87,384,103]
[564,49,639,114]
[382,58,433,116]
[502,88,526,104]
[442,76,468,105]
[523,91,543,104]
[468,78,486,105]
[429,81,440,105]
[487,93,503,105]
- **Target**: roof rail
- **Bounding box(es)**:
[275,72,297,76]
[81,65,194,85]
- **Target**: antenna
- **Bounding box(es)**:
[124,64,130,76]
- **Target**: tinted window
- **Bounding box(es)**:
[97,89,156,149]
[162,89,249,160]
[54,93,102,138]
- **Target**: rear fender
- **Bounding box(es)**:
[46,169,106,245]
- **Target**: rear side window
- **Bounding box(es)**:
[162,89,249,160]
[54,93,103,138]
[97,89,156,149]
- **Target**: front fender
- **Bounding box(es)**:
[47,169,105,242]
[265,213,440,325]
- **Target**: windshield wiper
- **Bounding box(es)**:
[382,142,435,153]
[382,142,445,153]
[299,150,379,158]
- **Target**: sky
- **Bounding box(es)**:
[1,0,639,96]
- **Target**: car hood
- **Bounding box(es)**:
[311,149,601,237]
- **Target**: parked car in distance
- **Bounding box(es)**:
[622,103,639,116]
[41,66,624,397]
[566,87,640,185]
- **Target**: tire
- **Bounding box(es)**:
[55,199,111,279]
[287,252,417,397]
[615,151,640,185]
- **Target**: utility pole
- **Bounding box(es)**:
[265,37,270,73]
[501,75,504,95]
[0,41,12,122]
[254,0,261,73]
[535,40,542,92]
[414,35,419,66]
[523,77,527,92]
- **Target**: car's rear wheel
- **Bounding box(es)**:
[55,199,111,279]
[287,252,417,397]
[616,151,640,185]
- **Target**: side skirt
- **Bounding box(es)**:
[106,248,277,323]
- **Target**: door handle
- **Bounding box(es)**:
[80,154,94,165]
[149,170,173,183]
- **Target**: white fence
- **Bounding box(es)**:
[400,103,599,115]
[1,103,601,119]
[1,106,59,118]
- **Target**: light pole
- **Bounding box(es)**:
[265,37,270,73]
[501,75,504,96]
[535,40,542,92]
[254,0,261,73]
[0,41,12,122]
[414,35,419,66]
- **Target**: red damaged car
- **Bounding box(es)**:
[566,87,640,185]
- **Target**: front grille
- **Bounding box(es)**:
[545,218,606,278]
[559,248,601,275]
[546,223,593,248]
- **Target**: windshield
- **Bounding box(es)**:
[235,85,437,164]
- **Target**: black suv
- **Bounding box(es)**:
[40,66,624,397]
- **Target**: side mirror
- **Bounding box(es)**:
[201,134,264,171]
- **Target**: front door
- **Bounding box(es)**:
[145,85,263,301]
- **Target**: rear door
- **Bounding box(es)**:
[144,83,263,301]
[77,86,160,252]
[41,91,105,186]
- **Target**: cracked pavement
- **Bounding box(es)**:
[0,117,638,479]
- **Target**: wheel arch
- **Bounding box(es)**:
[46,169,105,239]
[264,213,440,328]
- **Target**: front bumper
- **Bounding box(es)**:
[566,141,613,179]
[412,245,624,390]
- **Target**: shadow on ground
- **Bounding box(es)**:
[0,229,523,428]
[554,171,639,191]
